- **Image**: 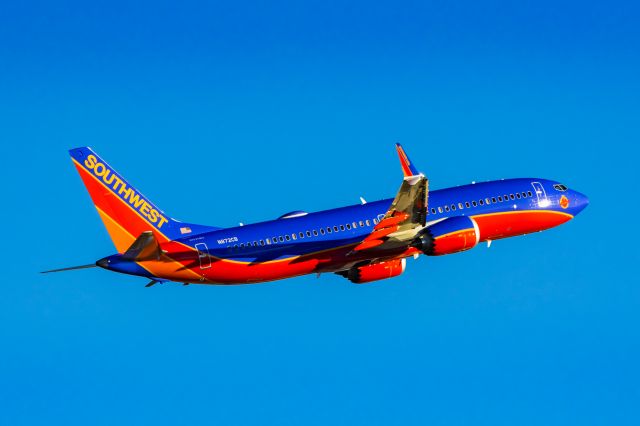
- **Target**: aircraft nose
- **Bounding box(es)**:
[572,190,589,215]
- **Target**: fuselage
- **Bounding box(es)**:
[101,177,588,284]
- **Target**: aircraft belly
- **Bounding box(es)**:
[194,244,418,284]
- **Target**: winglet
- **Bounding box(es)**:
[395,143,420,177]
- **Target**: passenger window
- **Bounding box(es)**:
[458,203,464,209]
[313,230,318,236]
[521,192,527,198]
[334,226,339,232]
[528,191,533,197]
[365,220,371,226]
[444,205,450,212]
[510,194,515,200]
[299,232,304,238]
[465,202,470,208]
[352,222,357,228]
[438,206,443,213]
[451,204,456,211]
[485,198,491,204]
[340,225,345,231]
[472,201,477,207]
[291,234,296,240]
[279,236,285,242]
[327,227,332,233]
[260,240,265,246]
[373,219,378,225]
[266,238,271,245]
[346,224,351,230]
[320,228,325,235]
[306,231,311,237]
[431,208,436,214]
[498,196,503,202]
[516,193,521,199]
[359,221,364,227]
[492,197,497,203]
[479,199,484,206]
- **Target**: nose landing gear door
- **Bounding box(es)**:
[194,243,211,269]
[531,181,550,208]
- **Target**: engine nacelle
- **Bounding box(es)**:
[413,216,480,256]
[340,258,406,284]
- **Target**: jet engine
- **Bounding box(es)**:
[413,216,480,256]
[339,258,406,284]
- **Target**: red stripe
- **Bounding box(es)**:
[473,210,572,241]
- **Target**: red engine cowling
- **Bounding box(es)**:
[341,258,406,284]
[413,216,479,256]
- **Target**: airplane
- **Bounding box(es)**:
[42,144,588,286]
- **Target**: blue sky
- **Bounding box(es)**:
[1,1,639,424]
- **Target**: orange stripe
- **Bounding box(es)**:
[94,206,203,280]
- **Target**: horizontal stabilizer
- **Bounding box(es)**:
[122,231,161,261]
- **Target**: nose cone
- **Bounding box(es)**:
[571,190,589,215]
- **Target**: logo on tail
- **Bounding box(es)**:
[69,147,220,253]
[82,154,169,229]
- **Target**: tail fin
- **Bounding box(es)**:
[69,147,218,252]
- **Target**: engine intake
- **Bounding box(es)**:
[339,258,406,284]
[413,216,480,256]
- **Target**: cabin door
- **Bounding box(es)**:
[531,182,549,207]
[194,243,211,269]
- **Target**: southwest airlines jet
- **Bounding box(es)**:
[43,145,588,286]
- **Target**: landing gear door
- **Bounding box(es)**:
[194,243,211,269]
[531,181,550,208]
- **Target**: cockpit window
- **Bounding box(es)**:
[553,184,568,192]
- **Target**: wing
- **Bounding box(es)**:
[351,144,429,253]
